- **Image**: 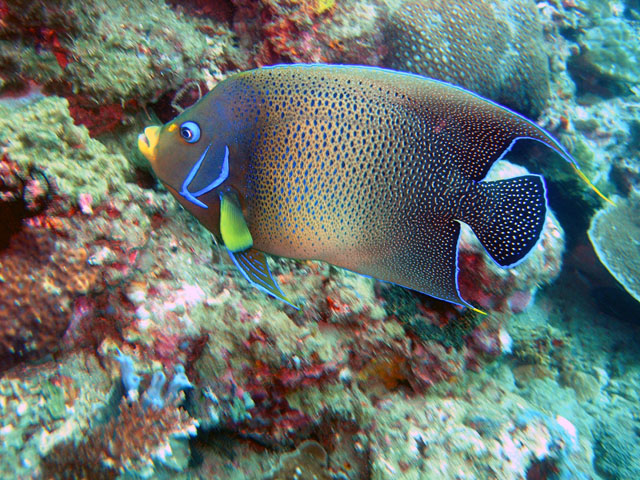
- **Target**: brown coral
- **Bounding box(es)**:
[0,217,101,371]
[42,400,197,479]
[385,0,550,117]
[0,157,105,371]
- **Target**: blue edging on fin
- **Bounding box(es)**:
[227,248,299,310]
[260,63,579,169]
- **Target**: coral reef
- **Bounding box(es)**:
[588,189,640,303]
[0,154,51,249]
[0,0,233,136]
[533,0,638,222]
[0,353,111,479]
[0,190,102,370]
[384,0,551,117]
[0,0,638,479]
[594,411,640,480]
[41,353,198,479]
[0,95,129,202]
[231,0,385,67]
[42,393,197,479]
[568,6,640,96]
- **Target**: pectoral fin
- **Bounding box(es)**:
[227,247,298,309]
[220,191,253,252]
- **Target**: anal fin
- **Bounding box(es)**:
[227,247,298,309]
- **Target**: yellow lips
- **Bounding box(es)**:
[137,126,161,163]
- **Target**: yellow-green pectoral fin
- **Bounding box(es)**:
[220,191,253,252]
[227,248,299,309]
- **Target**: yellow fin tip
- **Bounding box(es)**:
[469,306,488,315]
[571,164,615,206]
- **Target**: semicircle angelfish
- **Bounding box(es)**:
[137,64,604,312]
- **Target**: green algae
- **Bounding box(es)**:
[0,95,130,203]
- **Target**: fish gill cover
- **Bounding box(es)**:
[0,1,639,479]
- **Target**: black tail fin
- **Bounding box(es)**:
[460,175,547,267]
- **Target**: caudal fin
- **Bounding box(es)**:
[461,175,547,267]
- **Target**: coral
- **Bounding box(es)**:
[0,170,169,371]
[115,350,194,408]
[0,207,101,370]
[239,355,339,444]
[42,400,197,479]
[0,0,232,135]
[0,153,174,372]
[361,385,595,480]
[266,440,331,480]
[510,323,569,388]
[558,369,600,403]
[0,95,129,203]
[0,369,70,477]
[384,0,551,117]
[569,13,640,95]
[588,189,640,303]
[595,415,640,479]
[41,354,198,479]
[384,286,481,349]
[231,0,385,66]
[0,154,51,249]
[0,353,111,479]
[0,1,632,479]
[407,341,464,391]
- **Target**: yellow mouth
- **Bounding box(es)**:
[137,126,161,163]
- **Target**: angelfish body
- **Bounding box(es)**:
[138,64,578,309]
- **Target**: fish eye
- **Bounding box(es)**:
[179,121,201,143]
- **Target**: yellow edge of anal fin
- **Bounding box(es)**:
[571,164,615,206]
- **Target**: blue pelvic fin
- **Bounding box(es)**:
[227,247,298,309]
